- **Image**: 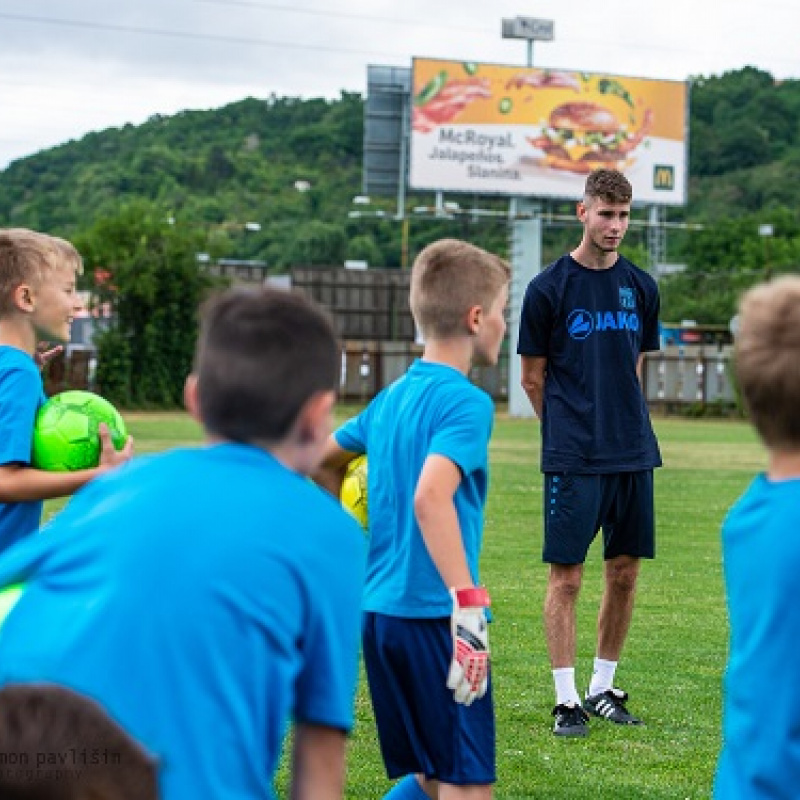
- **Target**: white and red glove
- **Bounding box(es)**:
[446,587,491,706]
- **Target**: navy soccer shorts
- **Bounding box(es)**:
[542,470,655,565]
[361,612,496,785]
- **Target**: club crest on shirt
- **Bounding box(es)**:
[619,287,636,310]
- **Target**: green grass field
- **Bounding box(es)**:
[46,410,764,799]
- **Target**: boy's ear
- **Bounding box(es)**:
[466,304,483,335]
[183,374,201,422]
[297,390,336,446]
[14,284,35,313]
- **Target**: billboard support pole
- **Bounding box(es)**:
[508,199,541,418]
[397,90,409,224]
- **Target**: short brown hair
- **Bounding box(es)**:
[0,683,158,800]
[0,229,83,315]
[735,276,800,448]
[409,239,510,339]
[196,287,339,444]
[584,169,633,205]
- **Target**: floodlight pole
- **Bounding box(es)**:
[502,16,553,67]
[502,16,553,418]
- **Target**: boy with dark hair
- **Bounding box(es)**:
[714,276,800,797]
[0,683,158,800]
[0,288,367,800]
[316,238,510,800]
[0,228,132,554]
[518,168,662,736]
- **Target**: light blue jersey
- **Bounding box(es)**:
[715,474,800,798]
[336,359,494,618]
[0,346,47,553]
[0,443,366,800]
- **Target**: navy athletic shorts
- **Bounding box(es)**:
[542,470,655,565]
[361,612,496,785]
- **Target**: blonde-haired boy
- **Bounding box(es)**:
[317,238,510,800]
[715,275,800,797]
[0,228,132,553]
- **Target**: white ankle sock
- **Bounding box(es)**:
[553,667,581,706]
[588,657,617,696]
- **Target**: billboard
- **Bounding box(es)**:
[409,57,689,205]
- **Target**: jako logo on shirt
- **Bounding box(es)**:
[567,309,594,340]
[567,308,639,340]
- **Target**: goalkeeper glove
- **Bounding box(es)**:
[446,586,491,706]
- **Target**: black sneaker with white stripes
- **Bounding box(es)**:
[583,688,643,725]
[552,702,589,737]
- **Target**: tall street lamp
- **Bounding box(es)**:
[758,223,774,280]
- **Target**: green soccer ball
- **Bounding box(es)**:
[32,390,127,472]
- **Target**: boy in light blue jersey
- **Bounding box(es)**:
[0,229,132,554]
[0,288,366,800]
[316,238,510,800]
[715,276,800,798]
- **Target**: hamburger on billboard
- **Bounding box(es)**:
[409,57,688,205]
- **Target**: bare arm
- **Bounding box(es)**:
[290,723,347,800]
[520,355,547,419]
[0,424,133,503]
[414,454,473,590]
[636,353,645,385]
[311,436,359,498]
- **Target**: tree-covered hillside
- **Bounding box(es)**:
[0,93,370,271]
[2,67,800,325]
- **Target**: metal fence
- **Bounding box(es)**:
[292,267,414,341]
[340,341,737,407]
[45,338,737,412]
[292,268,739,409]
[643,346,737,409]
[340,341,510,402]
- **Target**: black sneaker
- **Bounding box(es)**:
[552,702,589,737]
[583,688,643,725]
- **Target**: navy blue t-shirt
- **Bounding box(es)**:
[517,254,662,473]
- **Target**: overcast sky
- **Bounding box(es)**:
[1,0,798,170]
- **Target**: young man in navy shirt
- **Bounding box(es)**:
[517,169,662,736]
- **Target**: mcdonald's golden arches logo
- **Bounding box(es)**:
[653,165,675,190]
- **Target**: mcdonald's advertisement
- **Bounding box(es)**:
[409,57,689,205]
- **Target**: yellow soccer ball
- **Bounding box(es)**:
[340,455,368,531]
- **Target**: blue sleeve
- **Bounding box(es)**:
[0,364,43,467]
[293,513,366,730]
[517,278,554,357]
[429,391,493,478]
[334,407,371,454]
